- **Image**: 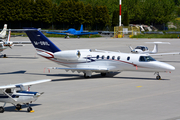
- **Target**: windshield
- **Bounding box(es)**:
[139,56,156,62]
[135,46,148,51]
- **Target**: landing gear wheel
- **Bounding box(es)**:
[101,73,106,77]
[156,75,161,80]
[27,107,32,112]
[0,107,4,113]
[16,104,22,111]
[3,54,6,58]
[84,73,89,78]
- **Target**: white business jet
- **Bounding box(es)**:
[129,42,180,55]
[24,28,175,80]
[0,30,31,57]
[0,79,51,113]
[0,24,7,39]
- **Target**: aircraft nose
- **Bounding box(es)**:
[160,62,175,71]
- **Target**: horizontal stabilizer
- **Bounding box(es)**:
[145,42,170,44]
[150,52,180,56]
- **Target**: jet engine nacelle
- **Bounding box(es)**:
[54,50,81,60]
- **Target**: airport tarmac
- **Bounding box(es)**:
[0,36,180,120]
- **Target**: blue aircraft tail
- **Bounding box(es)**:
[80,24,83,32]
[25,28,61,53]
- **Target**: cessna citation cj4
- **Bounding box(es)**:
[24,28,175,80]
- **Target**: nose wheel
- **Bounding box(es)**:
[154,72,161,80]
[26,103,34,113]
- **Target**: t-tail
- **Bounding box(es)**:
[0,24,7,38]
[24,28,61,54]
[80,24,83,32]
[151,44,158,54]
[146,42,170,54]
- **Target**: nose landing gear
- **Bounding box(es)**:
[154,72,161,80]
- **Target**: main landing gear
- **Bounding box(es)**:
[83,71,92,78]
[0,107,4,113]
[154,72,161,80]
[0,102,6,113]
[0,103,34,113]
[101,73,106,77]
[0,53,6,58]
[84,72,107,78]
[16,104,22,111]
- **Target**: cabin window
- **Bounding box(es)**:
[117,56,120,60]
[77,51,81,58]
[139,56,156,62]
[107,56,110,59]
[96,55,99,59]
[5,89,12,93]
[15,96,19,98]
[112,56,115,60]
[102,55,104,59]
[127,56,130,61]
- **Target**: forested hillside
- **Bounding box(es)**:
[0,0,178,30]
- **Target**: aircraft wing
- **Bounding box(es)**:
[74,32,98,36]
[46,32,67,35]
[0,79,51,89]
[46,67,109,72]
[150,52,180,56]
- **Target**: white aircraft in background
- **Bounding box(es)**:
[0,24,7,39]
[24,28,175,80]
[0,30,31,57]
[129,42,180,55]
[0,79,51,113]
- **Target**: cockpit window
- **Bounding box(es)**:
[135,46,148,51]
[139,56,156,62]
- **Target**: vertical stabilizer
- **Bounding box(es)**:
[152,44,158,53]
[0,24,7,38]
[25,28,61,53]
[7,30,11,42]
[80,24,83,32]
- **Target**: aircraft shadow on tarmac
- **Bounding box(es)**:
[4,104,41,112]
[51,73,169,81]
[25,72,169,81]
[1,54,38,59]
[0,70,26,75]
[6,56,38,59]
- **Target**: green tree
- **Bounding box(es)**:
[112,10,119,26]
[93,6,109,30]
[33,0,52,23]
[122,10,129,26]
[84,4,93,29]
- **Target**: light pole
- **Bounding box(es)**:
[119,0,121,26]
